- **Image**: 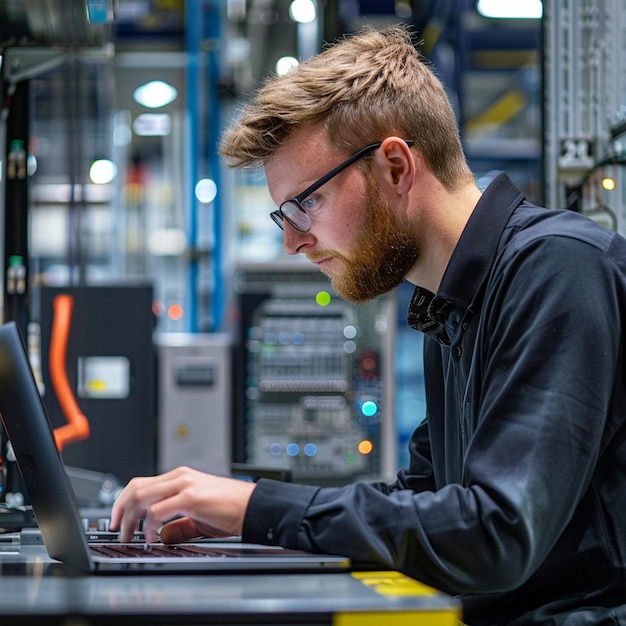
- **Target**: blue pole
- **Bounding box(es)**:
[205,0,224,331]
[186,0,201,332]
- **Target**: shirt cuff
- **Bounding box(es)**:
[242,478,320,547]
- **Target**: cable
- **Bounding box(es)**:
[49,294,90,452]
[565,152,626,212]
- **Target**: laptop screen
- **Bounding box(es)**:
[0,321,95,571]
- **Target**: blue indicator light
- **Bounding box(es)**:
[303,443,318,457]
[269,443,283,456]
[361,400,378,417]
[264,332,278,344]
[286,443,300,456]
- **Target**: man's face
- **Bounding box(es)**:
[265,128,418,302]
[316,176,418,302]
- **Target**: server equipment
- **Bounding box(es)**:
[233,263,396,486]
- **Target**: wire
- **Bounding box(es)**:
[565,152,626,212]
[50,294,90,452]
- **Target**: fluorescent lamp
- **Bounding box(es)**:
[133,80,178,108]
[477,0,542,19]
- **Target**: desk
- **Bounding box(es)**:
[0,542,462,625]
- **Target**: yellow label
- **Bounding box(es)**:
[334,610,462,626]
[350,571,437,597]
[334,572,462,626]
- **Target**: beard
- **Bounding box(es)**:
[315,178,419,303]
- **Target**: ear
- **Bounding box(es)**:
[374,137,415,195]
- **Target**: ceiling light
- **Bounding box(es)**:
[289,0,316,24]
[133,80,178,108]
[275,56,299,75]
[195,178,218,204]
[477,0,542,19]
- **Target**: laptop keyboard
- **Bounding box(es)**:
[88,543,299,559]
[86,530,145,543]
[83,517,145,543]
[89,543,228,558]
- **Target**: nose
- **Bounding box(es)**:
[282,220,314,255]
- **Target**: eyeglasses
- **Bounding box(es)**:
[270,140,415,232]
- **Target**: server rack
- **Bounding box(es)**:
[233,263,396,487]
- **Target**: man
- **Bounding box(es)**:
[110,26,626,624]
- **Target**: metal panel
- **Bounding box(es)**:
[544,0,626,232]
[156,332,232,476]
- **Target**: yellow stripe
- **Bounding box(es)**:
[465,89,526,132]
[351,570,437,597]
[334,610,462,626]
[336,572,462,624]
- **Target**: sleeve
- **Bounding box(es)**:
[243,233,621,595]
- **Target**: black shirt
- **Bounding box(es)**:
[243,172,626,625]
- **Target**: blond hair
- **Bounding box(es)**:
[219,25,472,189]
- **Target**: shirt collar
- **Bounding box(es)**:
[407,172,525,343]
[407,288,463,345]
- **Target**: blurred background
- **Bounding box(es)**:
[1,1,624,502]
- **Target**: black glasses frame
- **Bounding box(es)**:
[270,140,415,233]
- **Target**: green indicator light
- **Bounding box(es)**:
[345,452,358,464]
[315,291,331,306]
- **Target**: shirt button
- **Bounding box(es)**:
[266,528,275,541]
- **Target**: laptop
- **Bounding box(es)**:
[0,321,350,574]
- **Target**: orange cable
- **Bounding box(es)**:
[50,294,90,451]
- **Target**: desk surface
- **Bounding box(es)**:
[0,542,462,625]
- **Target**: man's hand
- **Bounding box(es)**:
[109,466,256,543]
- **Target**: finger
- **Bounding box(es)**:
[110,472,186,541]
[159,517,229,544]
[158,517,201,544]
[140,489,199,540]
[109,478,149,542]
[134,472,205,540]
